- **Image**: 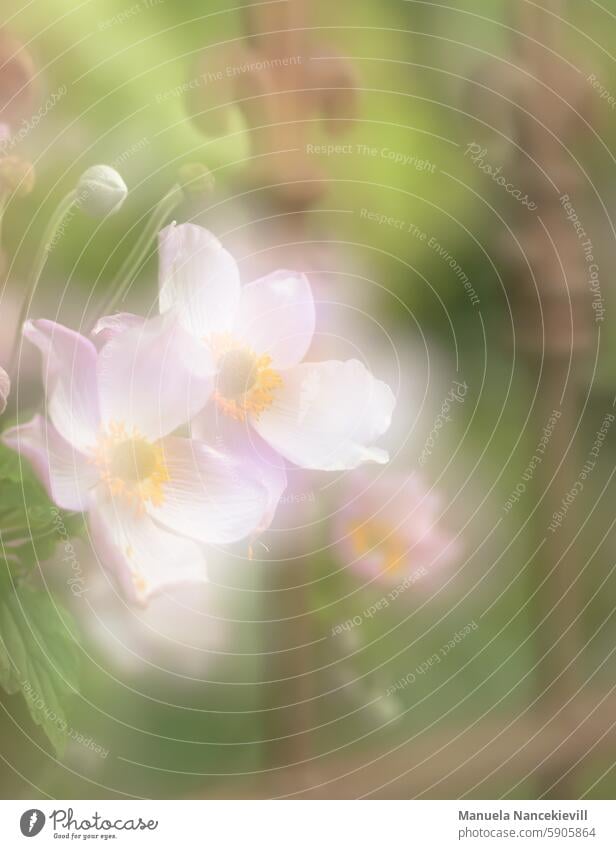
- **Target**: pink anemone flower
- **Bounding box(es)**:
[2,317,270,605]
[333,471,460,587]
[156,223,396,475]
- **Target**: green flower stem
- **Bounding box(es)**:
[99,182,183,318]
[9,189,78,372]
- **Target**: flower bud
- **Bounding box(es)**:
[0,366,10,415]
[177,162,214,197]
[0,155,35,197]
[77,165,127,217]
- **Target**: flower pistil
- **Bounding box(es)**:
[94,421,169,513]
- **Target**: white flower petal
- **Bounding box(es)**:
[252,359,395,470]
[158,223,240,337]
[98,314,213,440]
[191,411,287,534]
[91,312,145,345]
[2,415,97,510]
[89,490,208,606]
[147,436,268,544]
[24,319,100,452]
[234,270,315,368]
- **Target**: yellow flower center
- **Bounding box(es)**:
[349,519,407,572]
[217,348,259,398]
[211,334,282,421]
[108,439,159,482]
[94,422,169,513]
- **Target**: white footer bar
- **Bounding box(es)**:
[0,799,613,847]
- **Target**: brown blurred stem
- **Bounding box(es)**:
[509,0,590,798]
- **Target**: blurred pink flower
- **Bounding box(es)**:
[2,317,270,605]
[333,470,460,586]
[156,223,396,473]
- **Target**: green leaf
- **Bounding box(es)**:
[0,578,80,755]
[0,440,27,483]
[0,440,85,575]
[0,436,84,753]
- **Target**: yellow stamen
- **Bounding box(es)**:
[133,573,148,595]
[349,519,407,572]
[211,333,282,421]
[94,421,169,514]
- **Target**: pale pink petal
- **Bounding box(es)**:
[97,313,213,440]
[89,490,208,606]
[252,359,395,470]
[158,223,240,337]
[340,471,441,532]
[146,436,268,544]
[248,442,287,535]
[91,312,145,345]
[334,470,460,585]
[0,366,9,414]
[234,270,315,368]
[23,319,100,452]
[2,415,97,510]
[192,410,287,534]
